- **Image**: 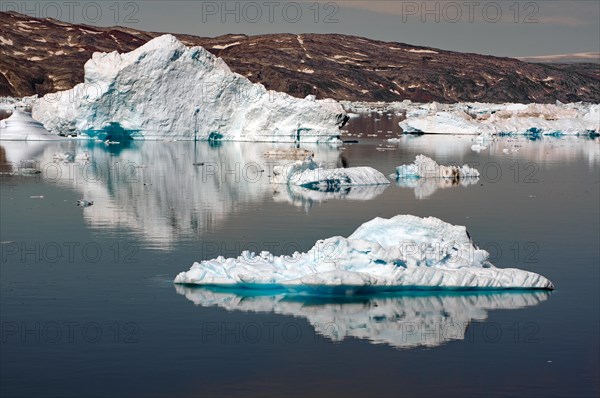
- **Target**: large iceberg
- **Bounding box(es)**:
[32,35,348,142]
[174,215,554,291]
[271,157,390,190]
[176,287,550,349]
[395,155,480,179]
[0,110,60,141]
[399,102,599,136]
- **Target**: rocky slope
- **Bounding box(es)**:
[1,11,598,103]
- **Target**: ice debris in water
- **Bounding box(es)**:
[174,215,554,292]
[77,199,94,207]
[395,155,480,180]
[271,157,389,191]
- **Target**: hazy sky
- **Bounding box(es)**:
[3,0,599,57]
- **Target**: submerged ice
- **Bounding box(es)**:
[32,35,348,142]
[174,215,554,291]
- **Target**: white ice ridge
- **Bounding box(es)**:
[0,110,60,141]
[395,155,480,179]
[399,102,599,136]
[176,287,550,349]
[271,157,390,189]
[174,215,554,291]
[32,35,348,142]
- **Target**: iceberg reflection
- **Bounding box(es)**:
[396,177,480,199]
[0,141,345,247]
[272,183,388,210]
[175,286,550,349]
[388,134,599,166]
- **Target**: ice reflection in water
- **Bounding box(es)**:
[1,132,597,246]
[0,141,344,248]
[272,183,388,210]
[385,134,599,166]
[175,286,550,349]
[395,177,480,200]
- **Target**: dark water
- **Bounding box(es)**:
[1,122,599,397]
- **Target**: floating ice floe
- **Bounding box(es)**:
[77,199,94,207]
[395,155,480,179]
[176,286,550,349]
[271,157,389,190]
[32,35,348,142]
[0,110,60,141]
[399,102,599,136]
[174,215,554,291]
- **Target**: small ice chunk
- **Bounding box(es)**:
[395,155,480,179]
[271,158,389,190]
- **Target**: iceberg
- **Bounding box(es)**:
[0,110,60,141]
[399,102,599,136]
[271,157,390,190]
[174,215,554,291]
[32,35,348,142]
[176,286,550,349]
[395,155,480,179]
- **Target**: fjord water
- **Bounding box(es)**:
[1,123,599,397]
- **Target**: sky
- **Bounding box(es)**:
[2,0,599,58]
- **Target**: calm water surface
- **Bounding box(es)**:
[1,114,599,397]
